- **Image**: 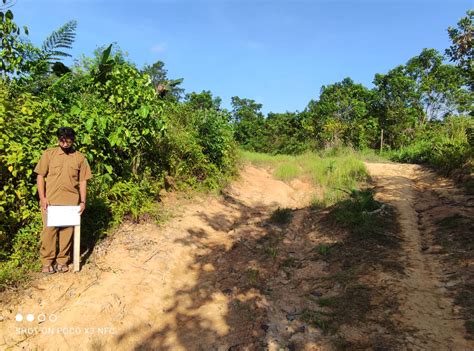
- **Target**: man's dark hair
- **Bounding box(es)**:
[57,127,75,140]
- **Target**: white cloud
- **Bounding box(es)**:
[151,43,167,53]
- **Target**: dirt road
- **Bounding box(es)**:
[0,162,472,350]
[365,163,473,350]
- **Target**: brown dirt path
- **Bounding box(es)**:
[365,162,473,350]
[1,162,472,351]
[0,165,317,351]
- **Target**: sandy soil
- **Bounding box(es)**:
[0,162,472,350]
[365,162,473,350]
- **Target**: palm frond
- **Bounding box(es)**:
[41,20,77,61]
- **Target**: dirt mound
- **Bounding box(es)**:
[226,164,315,209]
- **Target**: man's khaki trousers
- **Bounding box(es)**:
[40,208,74,266]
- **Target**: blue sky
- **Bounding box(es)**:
[12,0,473,114]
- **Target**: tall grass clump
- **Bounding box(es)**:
[274,163,301,181]
[269,207,293,225]
[306,153,369,205]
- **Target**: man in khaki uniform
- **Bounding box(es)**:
[34,127,92,273]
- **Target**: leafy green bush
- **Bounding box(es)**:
[390,117,473,176]
[0,44,238,289]
[157,104,237,190]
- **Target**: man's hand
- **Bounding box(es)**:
[40,198,49,211]
[79,202,86,215]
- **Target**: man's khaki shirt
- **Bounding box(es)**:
[34,147,92,205]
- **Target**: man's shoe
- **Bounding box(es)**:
[41,265,56,274]
[55,264,69,273]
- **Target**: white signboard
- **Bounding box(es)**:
[47,206,81,227]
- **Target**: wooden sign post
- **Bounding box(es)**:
[73,224,81,272]
[46,206,82,272]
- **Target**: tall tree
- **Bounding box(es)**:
[41,20,76,63]
[446,10,473,90]
[406,48,469,121]
[264,112,311,154]
[185,90,222,110]
[307,78,378,148]
[142,60,183,101]
[230,96,266,151]
[0,6,30,77]
[372,66,422,148]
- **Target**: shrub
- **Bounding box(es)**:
[0,48,238,289]
[390,117,473,176]
[270,207,293,225]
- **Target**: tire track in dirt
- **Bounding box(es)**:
[366,162,472,350]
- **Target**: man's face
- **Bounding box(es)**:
[59,136,74,149]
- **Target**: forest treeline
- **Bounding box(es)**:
[231,12,473,176]
[0,2,472,286]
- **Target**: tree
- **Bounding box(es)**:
[446,10,473,90]
[372,66,422,148]
[0,6,30,78]
[185,90,222,110]
[264,112,310,154]
[306,78,378,148]
[142,60,183,101]
[24,20,77,83]
[41,20,76,63]
[230,96,266,151]
[406,48,469,121]
[0,3,77,92]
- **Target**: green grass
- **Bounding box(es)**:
[357,148,391,162]
[239,149,294,167]
[389,134,473,177]
[274,163,301,181]
[270,207,293,225]
[246,268,259,285]
[242,148,370,206]
[265,247,278,261]
[313,244,331,256]
[300,308,331,332]
[0,262,33,293]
